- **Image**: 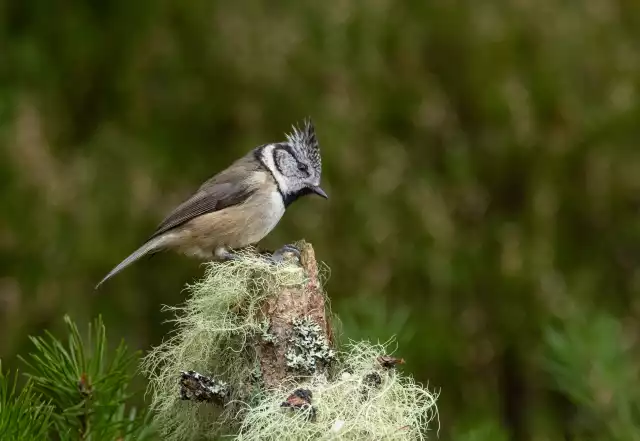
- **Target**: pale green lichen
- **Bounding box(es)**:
[259,319,278,344]
[140,248,307,441]
[237,340,440,441]
[140,247,438,441]
[285,316,335,374]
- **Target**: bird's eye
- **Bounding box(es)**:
[297,163,308,172]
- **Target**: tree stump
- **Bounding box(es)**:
[256,241,335,389]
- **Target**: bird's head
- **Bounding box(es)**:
[260,118,328,206]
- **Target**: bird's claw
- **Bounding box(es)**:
[270,244,302,266]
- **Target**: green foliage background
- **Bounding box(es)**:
[1,0,640,439]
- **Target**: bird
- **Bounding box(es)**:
[95,118,327,289]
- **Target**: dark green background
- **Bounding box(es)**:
[1,1,640,439]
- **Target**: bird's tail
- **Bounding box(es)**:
[95,235,167,289]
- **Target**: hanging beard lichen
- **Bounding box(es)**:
[237,340,439,441]
[140,248,308,440]
[140,247,438,440]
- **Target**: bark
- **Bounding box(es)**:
[255,241,334,389]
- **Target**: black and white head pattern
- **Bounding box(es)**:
[259,118,325,206]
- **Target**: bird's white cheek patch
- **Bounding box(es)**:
[261,144,291,196]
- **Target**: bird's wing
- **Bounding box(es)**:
[149,176,257,239]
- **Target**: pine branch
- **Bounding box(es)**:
[543,310,640,440]
[0,360,53,440]
[18,315,154,440]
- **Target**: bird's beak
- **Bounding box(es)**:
[310,185,329,199]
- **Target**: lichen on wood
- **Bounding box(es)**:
[255,242,335,388]
[141,242,438,441]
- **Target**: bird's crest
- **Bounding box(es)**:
[286,117,321,170]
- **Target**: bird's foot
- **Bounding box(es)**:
[216,247,240,261]
[268,244,302,266]
[218,245,302,266]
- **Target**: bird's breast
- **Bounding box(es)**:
[240,189,286,244]
[175,188,285,255]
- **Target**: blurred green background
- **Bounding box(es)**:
[2,0,640,439]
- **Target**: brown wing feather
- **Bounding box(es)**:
[150,164,261,239]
